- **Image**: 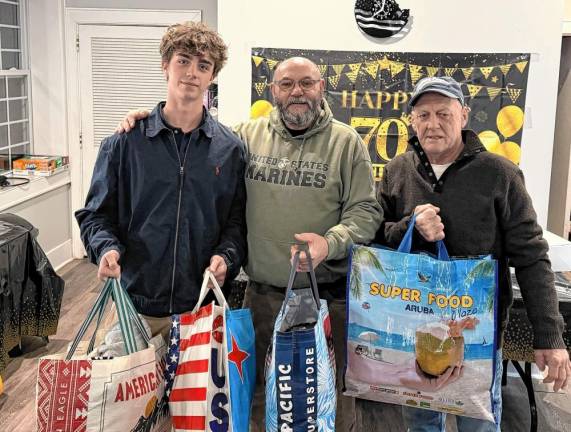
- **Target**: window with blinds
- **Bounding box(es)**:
[91,37,167,145]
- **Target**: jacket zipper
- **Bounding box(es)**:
[169,130,192,314]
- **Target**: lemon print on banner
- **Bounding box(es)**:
[250,100,273,119]
[478,105,524,164]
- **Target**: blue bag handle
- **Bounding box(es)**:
[397,214,450,261]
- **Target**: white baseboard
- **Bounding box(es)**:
[47,239,74,271]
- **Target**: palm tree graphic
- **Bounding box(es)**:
[465,260,496,315]
[350,246,386,300]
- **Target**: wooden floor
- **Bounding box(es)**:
[0,259,105,431]
[0,259,570,431]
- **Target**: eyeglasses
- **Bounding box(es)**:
[272,78,321,92]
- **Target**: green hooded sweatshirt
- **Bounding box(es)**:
[234,100,381,288]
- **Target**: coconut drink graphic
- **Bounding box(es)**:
[415,321,464,376]
[415,317,479,376]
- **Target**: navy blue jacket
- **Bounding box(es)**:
[76,103,247,316]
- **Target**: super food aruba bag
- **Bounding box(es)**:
[345,215,500,423]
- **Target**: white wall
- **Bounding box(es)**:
[218,0,565,227]
[29,0,67,155]
[548,53,571,238]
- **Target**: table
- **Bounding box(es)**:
[0,214,65,373]
[502,272,571,432]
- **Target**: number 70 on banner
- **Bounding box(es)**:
[351,116,410,164]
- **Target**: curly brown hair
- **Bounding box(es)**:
[159,22,228,77]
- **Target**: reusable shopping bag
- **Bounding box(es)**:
[166,270,255,432]
[344,215,499,422]
[36,278,170,431]
[265,251,337,431]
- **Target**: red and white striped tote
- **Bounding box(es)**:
[168,276,229,431]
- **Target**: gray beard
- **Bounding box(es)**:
[277,97,321,129]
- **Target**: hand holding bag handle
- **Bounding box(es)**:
[281,249,321,317]
[192,269,228,314]
[397,214,450,261]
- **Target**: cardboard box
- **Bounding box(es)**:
[12,164,69,177]
[12,155,69,173]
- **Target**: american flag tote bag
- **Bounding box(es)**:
[167,271,231,431]
[166,271,255,431]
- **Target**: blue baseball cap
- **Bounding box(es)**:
[409,76,465,107]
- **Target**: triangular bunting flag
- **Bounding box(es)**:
[332,64,345,75]
[378,56,392,70]
[252,56,264,67]
[467,84,483,98]
[390,61,405,78]
[507,88,522,103]
[317,64,328,77]
[486,87,502,101]
[328,75,340,89]
[480,66,494,79]
[349,62,362,73]
[254,81,267,96]
[444,67,457,77]
[364,61,379,79]
[499,64,512,76]
[426,66,439,77]
[346,70,359,83]
[515,61,528,74]
[266,59,279,70]
[461,67,474,80]
[409,64,424,85]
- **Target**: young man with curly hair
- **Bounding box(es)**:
[76,22,247,340]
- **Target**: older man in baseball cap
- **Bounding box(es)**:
[362,76,571,431]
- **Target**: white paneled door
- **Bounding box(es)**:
[77,24,168,201]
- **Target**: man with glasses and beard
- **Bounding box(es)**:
[236,57,381,431]
[117,56,381,431]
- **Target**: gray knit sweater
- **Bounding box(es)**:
[376,130,565,349]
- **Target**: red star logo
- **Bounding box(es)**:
[228,335,249,382]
